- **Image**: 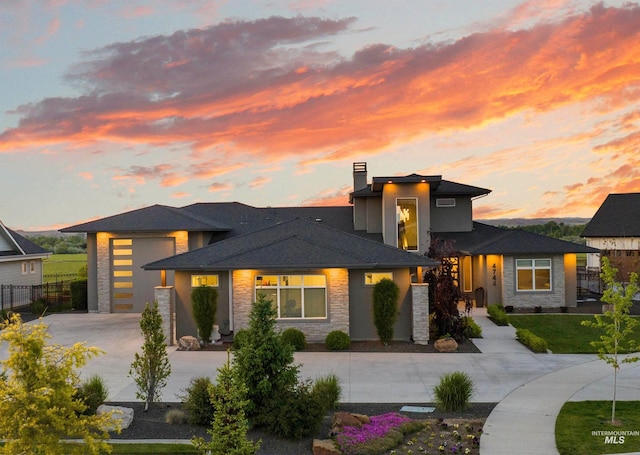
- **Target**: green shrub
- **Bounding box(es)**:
[0,309,14,322]
[31,298,47,316]
[76,374,109,415]
[281,327,306,351]
[165,409,188,425]
[265,380,324,440]
[181,376,215,426]
[232,328,249,349]
[487,304,509,326]
[70,279,88,311]
[433,371,474,412]
[515,328,548,353]
[463,316,482,338]
[312,373,342,411]
[191,286,218,344]
[325,330,350,351]
[232,293,298,426]
[373,278,400,344]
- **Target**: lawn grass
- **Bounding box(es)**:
[556,401,640,455]
[508,314,640,354]
[42,253,87,282]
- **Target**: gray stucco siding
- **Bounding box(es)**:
[174,270,231,340]
[348,268,413,341]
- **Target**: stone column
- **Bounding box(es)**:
[411,283,430,345]
[154,286,175,346]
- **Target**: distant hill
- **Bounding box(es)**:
[477,217,590,228]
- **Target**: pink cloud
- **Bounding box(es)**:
[1,5,640,208]
[78,172,94,180]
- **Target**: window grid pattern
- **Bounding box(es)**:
[255,275,327,319]
[516,259,552,291]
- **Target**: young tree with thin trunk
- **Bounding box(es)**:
[582,257,639,424]
[0,314,117,454]
[130,301,172,411]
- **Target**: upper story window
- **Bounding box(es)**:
[191,275,219,287]
[21,262,28,275]
[516,259,552,291]
[436,198,456,207]
[255,274,327,319]
[364,272,393,285]
[397,198,418,251]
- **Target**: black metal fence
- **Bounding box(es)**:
[1,280,76,313]
[577,266,602,296]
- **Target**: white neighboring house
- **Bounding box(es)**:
[582,193,640,277]
[0,220,50,287]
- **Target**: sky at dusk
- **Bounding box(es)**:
[2,0,640,231]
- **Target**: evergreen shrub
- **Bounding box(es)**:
[181,376,215,426]
[281,327,306,351]
[325,330,350,351]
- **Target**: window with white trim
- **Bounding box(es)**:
[255,275,327,319]
[191,275,219,287]
[516,259,551,291]
[30,261,36,274]
[364,272,393,285]
[21,262,28,275]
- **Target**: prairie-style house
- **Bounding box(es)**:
[62,162,597,343]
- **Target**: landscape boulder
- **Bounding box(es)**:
[434,337,458,353]
[177,335,201,351]
[97,404,134,431]
[330,411,370,436]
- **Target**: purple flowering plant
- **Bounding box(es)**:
[335,412,414,454]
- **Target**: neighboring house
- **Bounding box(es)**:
[0,220,50,286]
[581,193,640,280]
[62,162,597,343]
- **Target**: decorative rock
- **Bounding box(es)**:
[330,411,371,436]
[97,405,134,431]
[313,439,341,455]
[177,335,201,351]
[434,337,458,353]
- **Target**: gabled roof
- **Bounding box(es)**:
[581,193,640,237]
[143,217,437,270]
[0,221,49,258]
[61,204,232,233]
[436,222,598,255]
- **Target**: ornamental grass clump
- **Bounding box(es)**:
[335,412,424,455]
[433,371,474,412]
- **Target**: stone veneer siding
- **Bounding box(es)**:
[96,231,188,313]
[411,283,429,345]
[232,268,349,343]
[502,255,566,308]
[154,286,175,346]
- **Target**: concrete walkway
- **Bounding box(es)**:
[2,311,639,454]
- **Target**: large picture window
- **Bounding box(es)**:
[516,259,551,291]
[255,274,327,319]
[397,198,418,251]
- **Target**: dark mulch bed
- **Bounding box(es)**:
[108,401,496,454]
[199,338,481,353]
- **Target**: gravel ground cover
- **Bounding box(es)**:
[109,401,495,455]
